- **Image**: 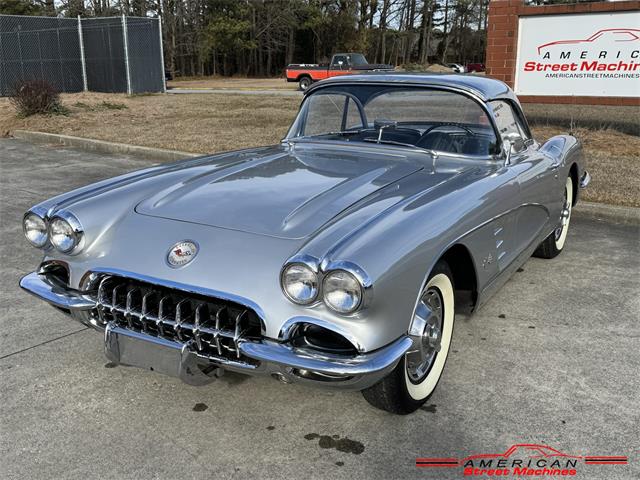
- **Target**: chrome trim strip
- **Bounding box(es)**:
[19,271,95,311]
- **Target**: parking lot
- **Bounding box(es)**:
[1,138,638,479]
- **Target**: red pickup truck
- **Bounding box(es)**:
[286,53,394,91]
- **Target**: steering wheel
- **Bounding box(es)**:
[419,123,477,139]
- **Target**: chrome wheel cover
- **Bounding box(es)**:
[406,287,443,383]
[554,178,573,249]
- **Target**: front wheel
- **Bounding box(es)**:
[298,76,312,91]
[362,261,455,414]
[533,175,573,259]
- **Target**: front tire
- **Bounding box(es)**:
[298,76,312,91]
[534,176,573,259]
[362,261,455,414]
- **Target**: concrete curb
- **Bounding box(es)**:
[11,129,639,225]
[12,130,198,162]
[573,201,640,226]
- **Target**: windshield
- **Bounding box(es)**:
[286,85,498,157]
[348,54,368,66]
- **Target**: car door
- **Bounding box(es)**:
[490,100,561,256]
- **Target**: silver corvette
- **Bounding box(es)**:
[20,74,590,414]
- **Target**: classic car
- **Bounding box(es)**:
[20,73,590,414]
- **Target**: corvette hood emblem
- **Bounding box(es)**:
[167,240,198,268]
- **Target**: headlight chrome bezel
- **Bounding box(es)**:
[280,257,372,315]
[48,210,85,254]
[280,256,321,306]
[322,269,364,314]
[22,210,49,248]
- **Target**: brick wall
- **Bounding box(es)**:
[486,0,640,105]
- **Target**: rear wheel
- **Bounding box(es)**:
[534,176,573,259]
[298,76,312,91]
[362,261,455,414]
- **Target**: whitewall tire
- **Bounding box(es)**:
[534,174,574,259]
[404,272,455,401]
[362,261,455,414]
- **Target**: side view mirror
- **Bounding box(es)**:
[501,133,525,166]
[505,132,525,152]
[502,139,512,167]
[374,118,398,143]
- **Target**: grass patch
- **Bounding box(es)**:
[0,91,637,207]
[74,101,128,111]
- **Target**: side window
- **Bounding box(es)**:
[489,101,528,152]
[331,55,347,69]
[302,94,363,136]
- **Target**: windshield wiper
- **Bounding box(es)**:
[325,129,366,136]
[362,138,437,157]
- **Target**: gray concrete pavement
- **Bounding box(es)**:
[1,138,638,479]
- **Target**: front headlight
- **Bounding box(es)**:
[322,270,363,314]
[281,263,319,305]
[23,212,48,248]
[49,213,83,253]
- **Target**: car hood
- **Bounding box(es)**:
[135,145,424,239]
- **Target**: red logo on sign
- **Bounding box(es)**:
[537,28,640,54]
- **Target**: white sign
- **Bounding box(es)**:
[514,12,640,97]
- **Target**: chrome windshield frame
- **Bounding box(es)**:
[284,82,505,162]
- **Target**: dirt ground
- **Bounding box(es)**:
[1,91,638,207]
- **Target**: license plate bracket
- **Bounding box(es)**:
[105,324,183,378]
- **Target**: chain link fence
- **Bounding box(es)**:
[0,14,165,96]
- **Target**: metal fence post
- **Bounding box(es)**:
[158,17,166,93]
[122,14,132,95]
[78,15,88,91]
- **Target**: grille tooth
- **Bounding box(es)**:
[193,303,209,351]
[111,284,125,320]
[233,310,249,358]
[140,291,156,333]
[158,295,173,337]
[125,288,141,329]
[174,298,191,342]
[214,307,227,355]
[93,275,261,366]
[96,275,112,324]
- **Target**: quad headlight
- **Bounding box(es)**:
[281,258,369,314]
[49,213,84,253]
[281,263,319,305]
[23,212,48,248]
[322,270,363,314]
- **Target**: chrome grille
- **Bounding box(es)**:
[93,275,263,365]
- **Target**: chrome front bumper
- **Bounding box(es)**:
[20,271,411,390]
